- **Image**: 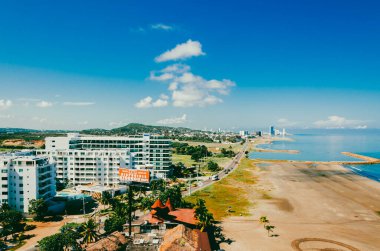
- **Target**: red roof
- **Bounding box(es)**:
[169,208,198,225]
[165,198,174,212]
[151,199,165,209]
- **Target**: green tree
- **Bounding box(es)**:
[28,199,48,221]
[265,225,275,237]
[259,216,269,226]
[207,161,220,172]
[38,233,65,251]
[150,179,167,193]
[194,199,214,232]
[0,205,25,240]
[104,215,125,234]
[101,191,113,206]
[80,218,99,245]
[159,185,183,208]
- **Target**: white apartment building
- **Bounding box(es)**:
[37,149,133,186]
[0,155,56,213]
[37,133,172,185]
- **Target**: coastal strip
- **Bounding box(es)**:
[341,152,380,163]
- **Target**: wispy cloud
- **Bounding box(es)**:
[314,115,368,129]
[62,102,95,106]
[0,99,12,110]
[155,40,205,62]
[151,23,173,31]
[157,114,187,125]
[36,100,53,108]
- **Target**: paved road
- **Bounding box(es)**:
[183,141,249,196]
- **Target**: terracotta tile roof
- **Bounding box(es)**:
[159,224,211,251]
[165,198,174,211]
[86,231,127,251]
[169,209,198,225]
[151,199,165,209]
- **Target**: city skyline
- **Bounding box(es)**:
[1,1,380,130]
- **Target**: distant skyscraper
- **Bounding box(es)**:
[270,126,275,136]
[282,128,286,136]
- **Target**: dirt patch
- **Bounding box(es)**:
[269,198,294,212]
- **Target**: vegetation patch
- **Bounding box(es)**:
[185,158,257,220]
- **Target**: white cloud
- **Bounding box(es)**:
[155,40,205,62]
[135,95,169,108]
[157,114,187,125]
[149,72,174,81]
[36,100,53,108]
[152,99,168,108]
[78,121,89,125]
[63,102,95,106]
[135,96,153,108]
[0,99,12,110]
[148,63,235,107]
[162,64,190,73]
[314,115,367,129]
[354,125,368,129]
[151,23,173,31]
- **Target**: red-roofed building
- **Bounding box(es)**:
[142,198,198,227]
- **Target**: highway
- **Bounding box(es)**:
[183,141,249,196]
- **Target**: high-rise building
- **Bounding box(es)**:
[0,155,56,212]
[270,126,275,136]
[239,130,249,137]
[37,133,172,184]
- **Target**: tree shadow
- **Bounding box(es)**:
[209,222,235,250]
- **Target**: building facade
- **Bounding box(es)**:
[38,133,172,185]
[36,149,133,186]
[0,155,56,213]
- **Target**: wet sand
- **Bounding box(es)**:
[220,162,380,251]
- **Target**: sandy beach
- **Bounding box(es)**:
[220,162,380,251]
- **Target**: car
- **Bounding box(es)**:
[211,175,219,181]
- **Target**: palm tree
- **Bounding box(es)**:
[101,191,113,206]
[265,225,275,237]
[195,199,214,232]
[259,216,269,226]
[80,218,99,245]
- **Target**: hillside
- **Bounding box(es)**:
[82,123,203,136]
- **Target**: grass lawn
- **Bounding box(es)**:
[182,141,244,153]
[172,154,232,170]
[185,158,258,220]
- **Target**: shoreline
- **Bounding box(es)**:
[220,160,380,250]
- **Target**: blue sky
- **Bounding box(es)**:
[0,0,379,130]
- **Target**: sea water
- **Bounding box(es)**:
[249,129,380,181]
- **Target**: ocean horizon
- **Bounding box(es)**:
[249,129,380,182]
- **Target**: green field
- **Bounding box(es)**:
[185,158,258,220]
[172,154,232,171]
[182,141,244,153]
